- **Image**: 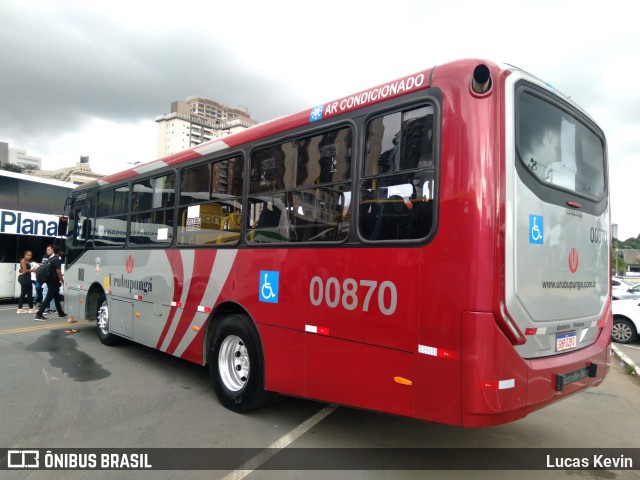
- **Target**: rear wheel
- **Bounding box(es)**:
[209,314,273,412]
[96,294,124,346]
[612,317,637,344]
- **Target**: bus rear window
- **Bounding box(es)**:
[517,91,605,199]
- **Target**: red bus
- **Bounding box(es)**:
[63,59,611,426]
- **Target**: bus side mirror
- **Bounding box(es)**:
[58,216,69,236]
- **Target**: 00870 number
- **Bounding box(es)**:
[309,276,398,316]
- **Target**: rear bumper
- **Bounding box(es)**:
[461,311,611,427]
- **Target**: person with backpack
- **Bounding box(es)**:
[17,250,37,314]
[35,249,55,311]
[38,257,56,314]
[35,245,69,321]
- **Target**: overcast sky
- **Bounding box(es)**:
[1,0,639,239]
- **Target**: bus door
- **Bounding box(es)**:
[64,203,91,319]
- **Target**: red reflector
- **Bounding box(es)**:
[318,327,330,335]
[567,201,581,208]
[438,349,458,360]
[525,328,537,335]
[479,381,498,390]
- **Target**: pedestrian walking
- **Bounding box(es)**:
[17,250,37,314]
[34,246,71,322]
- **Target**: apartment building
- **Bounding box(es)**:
[155,97,258,158]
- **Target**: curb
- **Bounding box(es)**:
[611,343,639,382]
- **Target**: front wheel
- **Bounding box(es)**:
[96,294,124,346]
[209,314,273,412]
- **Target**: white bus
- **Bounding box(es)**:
[0,170,76,298]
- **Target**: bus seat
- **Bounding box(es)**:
[181,203,223,231]
[179,203,224,245]
[223,212,242,230]
[256,205,282,228]
[407,199,433,238]
[371,195,409,240]
[359,192,378,240]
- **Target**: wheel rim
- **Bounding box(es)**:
[97,301,109,336]
[612,322,633,342]
[218,335,249,392]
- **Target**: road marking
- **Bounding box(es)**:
[220,404,338,480]
[620,344,640,350]
[0,321,90,335]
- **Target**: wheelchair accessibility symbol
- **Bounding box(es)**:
[529,214,544,245]
[259,270,279,303]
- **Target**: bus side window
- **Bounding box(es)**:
[58,217,69,237]
[79,218,89,242]
[247,196,292,243]
[359,104,435,242]
[178,202,240,245]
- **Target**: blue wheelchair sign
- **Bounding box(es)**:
[259,271,279,303]
[529,214,544,244]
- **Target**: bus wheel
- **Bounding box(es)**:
[209,315,273,412]
[96,294,123,346]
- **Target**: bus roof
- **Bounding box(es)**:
[78,58,543,191]
[0,169,78,190]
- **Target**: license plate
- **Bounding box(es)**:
[555,364,597,391]
[556,331,577,352]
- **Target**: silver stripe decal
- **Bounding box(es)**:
[194,141,230,156]
[134,161,169,175]
[173,249,238,358]
[160,249,196,352]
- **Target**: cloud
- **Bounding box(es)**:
[1,0,639,236]
[0,1,306,150]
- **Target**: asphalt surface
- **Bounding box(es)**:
[1,300,639,480]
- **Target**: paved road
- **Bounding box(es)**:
[1,301,639,480]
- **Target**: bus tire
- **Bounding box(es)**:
[209,314,273,412]
[96,294,124,346]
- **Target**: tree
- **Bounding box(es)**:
[1,162,24,173]
[612,248,628,276]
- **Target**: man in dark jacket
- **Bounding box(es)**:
[34,246,68,321]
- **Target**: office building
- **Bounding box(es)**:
[0,141,42,170]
